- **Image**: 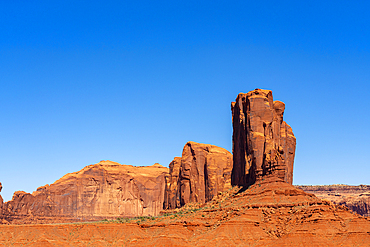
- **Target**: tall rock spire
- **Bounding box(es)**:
[231,89,296,187]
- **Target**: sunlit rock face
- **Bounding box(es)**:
[164,141,233,209]
[231,89,296,187]
[164,157,182,210]
[4,161,168,221]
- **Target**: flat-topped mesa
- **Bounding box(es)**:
[231,89,296,187]
[164,141,233,209]
[3,161,169,223]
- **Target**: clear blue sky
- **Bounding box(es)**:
[1,1,369,201]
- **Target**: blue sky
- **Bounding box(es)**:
[1,1,369,201]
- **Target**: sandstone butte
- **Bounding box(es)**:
[231,88,296,187]
[1,161,169,224]
[164,141,233,209]
[0,88,369,246]
[0,141,233,225]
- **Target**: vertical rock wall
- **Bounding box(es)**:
[0,183,3,215]
[231,89,296,187]
[2,161,168,223]
[164,141,233,209]
[163,157,182,209]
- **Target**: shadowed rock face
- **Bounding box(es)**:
[163,157,182,209]
[231,89,296,187]
[3,161,168,223]
[0,183,3,215]
[0,183,10,224]
[164,141,233,209]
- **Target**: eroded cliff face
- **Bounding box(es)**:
[0,182,2,204]
[163,157,182,210]
[3,161,168,223]
[231,89,296,187]
[298,185,370,217]
[164,141,233,209]
[0,182,10,224]
[0,183,3,216]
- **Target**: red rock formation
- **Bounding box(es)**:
[1,182,370,246]
[231,89,296,187]
[163,157,182,209]
[0,182,2,202]
[3,161,168,223]
[298,184,370,217]
[164,141,233,209]
[0,182,9,224]
[0,183,3,214]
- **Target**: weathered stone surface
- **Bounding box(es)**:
[164,141,233,209]
[0,182,3,214]
[3,161,168,223]
[2,182,370,246]
[298,184,370,217]
[0,182,9,224]
[231,89,296,187]
[163,157,182,210]
[0,182,2,202]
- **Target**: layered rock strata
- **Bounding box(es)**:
[298,185,370,217]
[2,182,370,246]
[3,161,168,223]
[164,141,233,209]
[231,89,296,187]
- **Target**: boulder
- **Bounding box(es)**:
[4,161,168,223]
[231,89,296,187]
[164,141,233,209]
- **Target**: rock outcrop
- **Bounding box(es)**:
[298,185,370,217]
[3,161,168,223]
[2,182,370,246]
[163,157,182,209]
[164,141,233,209]
[0,182,2,204]
[0,182,9,224]
[0,183,3,214]
[231,89,296,187]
